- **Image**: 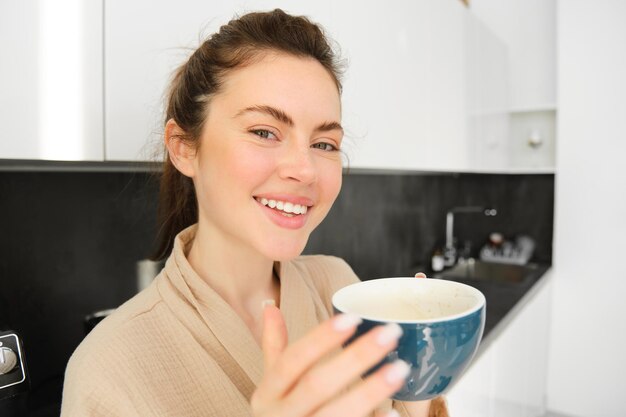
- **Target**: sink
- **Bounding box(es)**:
[436,259,540,285]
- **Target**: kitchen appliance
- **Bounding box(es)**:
[0,329,29,416]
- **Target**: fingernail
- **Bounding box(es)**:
[385,410,401,417]
[261,299,275,309]
[376,323,403,346]
[385,360,411,385]
[333,313,362,331]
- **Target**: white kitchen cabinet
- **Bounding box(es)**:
[465,13,510,171]
[469,0,557,171]
[327,0,469,171]
[328,0,512,172]
[470,0,556,112]
[103,0,331,161]
[4,0,509,170]
[445,341,496,417]
[0,0,104,161]
[104,0,235,161]
[447,271,553,417]
[104,0,475,170]
[491,272,553,417]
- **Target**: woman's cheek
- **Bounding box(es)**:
[232,145,277,182]
[319,158,343,207]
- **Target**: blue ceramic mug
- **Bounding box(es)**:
[332,277,485,401]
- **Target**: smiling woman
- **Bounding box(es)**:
[60,9,446,417]
[167,52,344,264]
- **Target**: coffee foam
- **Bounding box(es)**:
[333,278,483,322]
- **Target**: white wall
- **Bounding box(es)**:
[548,1,626,416]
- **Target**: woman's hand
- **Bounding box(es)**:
[251,302,409,417]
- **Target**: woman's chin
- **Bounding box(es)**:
[259,237,309,262]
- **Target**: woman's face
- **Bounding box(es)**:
[189,52,343,260]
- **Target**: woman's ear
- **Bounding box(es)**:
[164,118,197,178]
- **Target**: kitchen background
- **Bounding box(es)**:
[0,170,554,416]
[1,1,625,417]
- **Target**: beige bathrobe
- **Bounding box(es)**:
[61,225,447,416]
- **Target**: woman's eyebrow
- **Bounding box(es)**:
[234,104,343,133]
[235,105,294,126]
[315,120,344,133]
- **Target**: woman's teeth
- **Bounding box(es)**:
[256,197,309,215]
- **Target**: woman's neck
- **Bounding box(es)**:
[186,222,281,316]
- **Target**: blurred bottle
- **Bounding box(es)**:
[136,259,163,292]
[431,248,445,272]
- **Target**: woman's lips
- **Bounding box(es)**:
[254,197,311,229]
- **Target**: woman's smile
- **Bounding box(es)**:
[254,195,314,230]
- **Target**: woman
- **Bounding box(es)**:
[61,9,448,417]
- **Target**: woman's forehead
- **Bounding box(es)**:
[213,52,341,122]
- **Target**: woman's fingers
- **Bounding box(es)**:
[255,312,362,407]
[261,301,289,371]
[279,323,405,416]
[313,360,411,417]
[256,310,411,417]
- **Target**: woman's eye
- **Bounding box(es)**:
[311,142,338,152]
[250,129,277,140]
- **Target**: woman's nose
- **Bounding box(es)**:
[277,144,317,184]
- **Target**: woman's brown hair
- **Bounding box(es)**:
[152,8,344,260]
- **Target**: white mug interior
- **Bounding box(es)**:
[332,277,485,323]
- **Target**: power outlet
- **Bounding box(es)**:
[0,331,29,402]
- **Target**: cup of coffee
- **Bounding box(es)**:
[332,277,485,401]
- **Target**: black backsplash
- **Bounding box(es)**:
[305,173,554,279]
[0,170,553,415]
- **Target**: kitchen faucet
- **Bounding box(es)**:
[444,206,498,267]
